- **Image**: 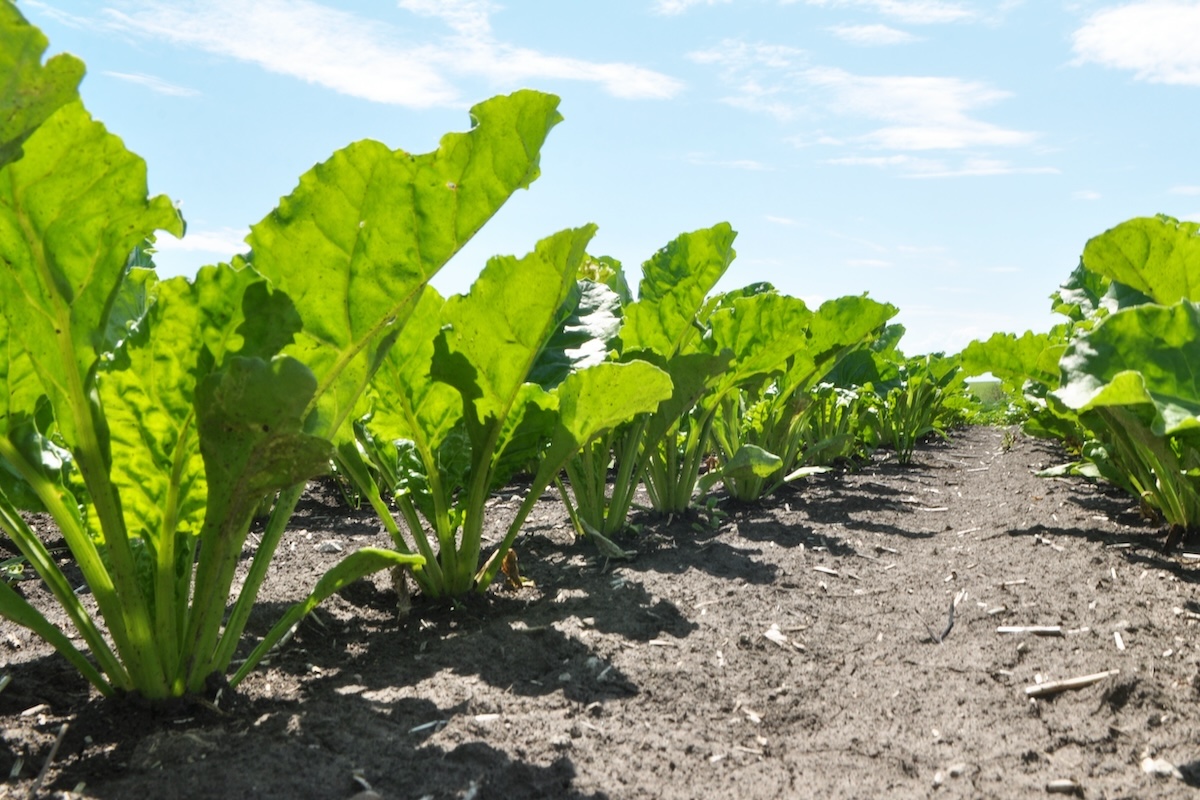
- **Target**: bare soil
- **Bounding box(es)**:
[3,425,1200,799]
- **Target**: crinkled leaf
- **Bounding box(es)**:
[540,360,673,471]
[0,3,85,169]
[699,443,783,494]
[530,279,624,389]
[960,330,1065,389]
[99,266,299,566]
[247,91,563,443]
[620,224,737,356]
[706,292,812,395]
[0,100,183,444]
[1055,301,1200,435]
[432,226,595,444]
[196,356,333,518]
[1081,215,1200,306]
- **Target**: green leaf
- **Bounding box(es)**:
[699,444,783,494]
[529,279,624,389]
[1055,301,1200,436]
[1081,215,1200,306]
[620,224,737,356]
[433,226,595,442]
[0,100,183,444]
[247,91,563,443]
[706,291,813,394]
[960,331,1065,389]
[542,360,674,470]
[0,3,85,169]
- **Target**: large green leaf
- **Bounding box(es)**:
[960,330,1065,389]
[706,291,812,395]
[97,267,305,678]
[247,91,563,443]
[365,288,459,452]
[529,279,624,389]
[0,3,85,169]
[433,226,595,444]
[1055,301,1200,436]
[0,100,183,444]
[620,224,737,356]
[1081,215,1200,306]
[542,360,673,470]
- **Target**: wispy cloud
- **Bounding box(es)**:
[100,0,683,107]
[1073,1,1200,86]
[847,258,892,267]
[798,0,977,24]
[901,158,1058,178]
[104,71,199,97]
[693,41,1044,177]
[1073,189,1102,200]
[686,152,772,170]
[803,67,1035,150]
[653,0,733,14]
[1169,185,1200,195]
[827,154,1056,178]
[689,40,810,120]
[153,226,250,256]
[828,24,919,45]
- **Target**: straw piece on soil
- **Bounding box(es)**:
[1001,579,1027,587]
[997,626,1063,636]
[28,722,67,799]
[813,566,839,576]
[1114,631,1125,651]
[1024,669,1119,697]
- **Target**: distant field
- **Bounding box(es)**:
[966,378,1005,407]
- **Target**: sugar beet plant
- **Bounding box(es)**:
[963,215,1200,548]
[0,6,562,697]
[706,293,898,500]
[338,228,672,599]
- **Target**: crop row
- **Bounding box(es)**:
[1,5,1192,704]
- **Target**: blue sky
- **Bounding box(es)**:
[19,0,1200,354]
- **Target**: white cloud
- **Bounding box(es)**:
[101,0,682,107]
[1169,185,1200,195]
[904,158,1058,178]
[826,154,1056,178]
[689,40,809,119]
[1073,190,1103,200]
[153,226,250,256]
[828,24,919,45]
[802,67,1037,150]
[799,0,977,24]
[104,71,199,97]
[653,0,733,14]
[686,153,772,170]
[1073,2,1200,86]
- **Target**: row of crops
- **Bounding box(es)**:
[1,5,1196,704]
